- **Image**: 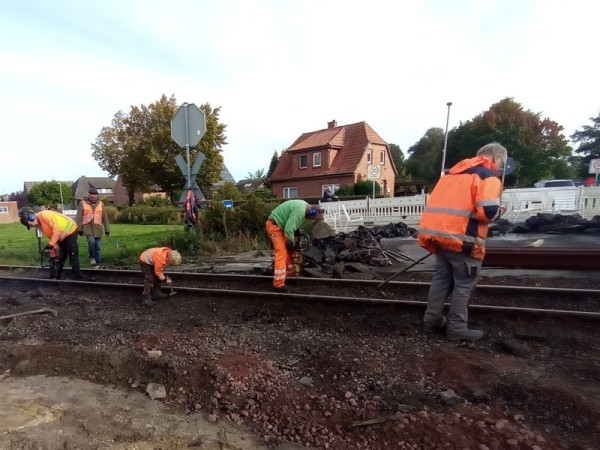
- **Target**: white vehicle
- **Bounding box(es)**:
[534,179,575,188]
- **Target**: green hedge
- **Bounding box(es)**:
[115,205,181,224]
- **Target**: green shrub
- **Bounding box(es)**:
[105,206,119,222]
[198,196,272,240]
[115,205,181,224]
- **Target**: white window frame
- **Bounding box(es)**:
[380,150,385,165]
[313,152,321,167]
[322,184,339,195]
[283,187,299,199]
[299,154,308,169]
[367,149,372,164]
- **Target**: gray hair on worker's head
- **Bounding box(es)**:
[477,142,507,166]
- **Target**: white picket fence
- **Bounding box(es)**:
[319,187,600,231]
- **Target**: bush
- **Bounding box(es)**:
[115,205,181,224]
[105,206,119,222]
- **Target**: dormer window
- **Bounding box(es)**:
[299,155,308,169]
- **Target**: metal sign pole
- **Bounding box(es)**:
[440,102,452,177]
[184,103,191,189]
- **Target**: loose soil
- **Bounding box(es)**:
[0,271,599,450]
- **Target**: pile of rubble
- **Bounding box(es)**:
[302,222,418,279]
[493,213,600,235]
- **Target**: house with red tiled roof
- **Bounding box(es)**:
[269,120,397,199]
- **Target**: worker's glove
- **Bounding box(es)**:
[164,276,172,284]
[287,240,301,251]
[105,232,110,237]
[44,244,54,251]
[78,231,83,236]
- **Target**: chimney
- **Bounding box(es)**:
[327,120,337,129]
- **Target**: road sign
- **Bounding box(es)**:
[589,159,600,174]
[367,164,381,180]
[171,103,206,148]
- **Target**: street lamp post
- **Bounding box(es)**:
[57,182,64,213]
[440,102,452,177]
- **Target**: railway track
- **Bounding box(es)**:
[1,265,600,319]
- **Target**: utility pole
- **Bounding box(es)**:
[57,181,64,213]
[440,102,452,177]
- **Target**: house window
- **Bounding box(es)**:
[322,184,339,195]
[367,149,372,164]
[283,187,298,199]
[299,155,308,169]
[313,152,321,167]
[380,150,385,165]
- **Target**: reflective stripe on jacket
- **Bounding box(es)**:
[139,247,171,278]
[36,210,78,247]
[417,156,502,260]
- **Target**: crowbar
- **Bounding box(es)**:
[375,253,433,289]
[165,277,177,296]
[0,307,58,320]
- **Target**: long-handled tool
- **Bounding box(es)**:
[375,252,432,289]
[0,308,58,320]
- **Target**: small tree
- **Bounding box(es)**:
[27,181,74,211]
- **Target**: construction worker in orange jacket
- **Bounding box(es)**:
[76,187,110,268]
[19,209,90,280]
[266,200,323,293]
[139,247,182,307]
[418,142,507,342]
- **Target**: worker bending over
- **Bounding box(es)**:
[139,247,181,307]
[266,200,323,292]
[20,209,91,281]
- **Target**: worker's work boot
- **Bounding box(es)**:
[141,298,154,307]
[90,258,97,266]
[423,316,447,333]
[272,285,289,293]
[446,329,484,342]
[151,291,169,300]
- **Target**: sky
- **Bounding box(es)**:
[1,0,599,194]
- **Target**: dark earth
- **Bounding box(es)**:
[1,264,599,450]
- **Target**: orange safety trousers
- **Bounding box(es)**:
[265,220,294,288]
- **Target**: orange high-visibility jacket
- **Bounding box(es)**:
[81,200,103,225]
[36,210,78,247]
[417,157,502,260]
[139,247,171,279]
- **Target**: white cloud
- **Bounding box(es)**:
[1,0,599,193]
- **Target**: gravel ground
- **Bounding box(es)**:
[0,269,599,449]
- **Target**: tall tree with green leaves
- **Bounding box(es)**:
[405,128,445,185]
[571,110,600,178]
[448,98,573,187]
[92,95,227,204]
[27,181,74,210]
[247,169,266,179]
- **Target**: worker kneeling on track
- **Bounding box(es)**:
[418,142,507,342]
[265,199,323,293]
[19,209,92,281]
[139,247,181,307]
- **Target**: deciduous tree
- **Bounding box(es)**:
[91,95,227,204]
[447,98,573,187]
[571,110,600,178]
[27,181,73,211]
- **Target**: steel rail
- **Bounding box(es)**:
[1,275,600,320]
[1,265,600,296]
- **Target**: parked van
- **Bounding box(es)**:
[534,179,575,188]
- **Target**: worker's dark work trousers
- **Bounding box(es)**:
[56,232,84,279]
[140,262,161,299]
[423,249,481,334]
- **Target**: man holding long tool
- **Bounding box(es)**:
[418,142,507,341]
[20,209,91,281]
[266,200,323,292]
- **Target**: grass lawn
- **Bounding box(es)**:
[0,223,182,268]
